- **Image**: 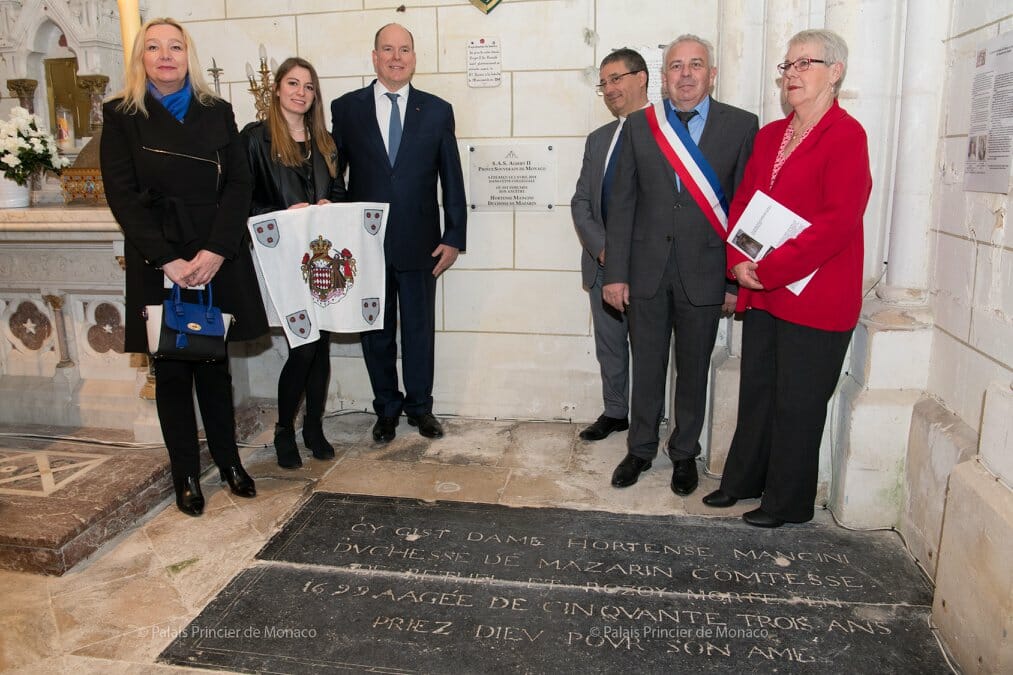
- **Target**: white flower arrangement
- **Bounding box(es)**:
[0,106,71,187]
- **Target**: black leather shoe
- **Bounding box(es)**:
[611,454,652,487]
[372,415,399,443]
[175,476,205,517]
[671,458,699,496]
[303,419,335,460]
[219,464,256,498]
[274,425,302,469]
[408,413,444,438]
[702,489,738,507]
[579,415,630,441]
[742,507,785,528]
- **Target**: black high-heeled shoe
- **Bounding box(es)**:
[175,475,205,517]
[219,464,256,498]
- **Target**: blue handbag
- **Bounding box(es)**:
[145,283,233,361]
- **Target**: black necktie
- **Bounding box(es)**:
[676,109,698,129]
[601,124,623,223]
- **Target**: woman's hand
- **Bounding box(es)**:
[185,250,225,287]
[316,199,331,205]
[161,259,191,287]
[287,202,310,209]
[732,261,764,290]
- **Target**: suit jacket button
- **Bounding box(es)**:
[666,235,673,242]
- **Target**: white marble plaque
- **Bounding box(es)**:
[468,143,557,211]
[467,38,501,88]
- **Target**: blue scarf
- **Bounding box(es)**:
[148,75,192,122]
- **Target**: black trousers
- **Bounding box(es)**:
[719,309,852,522]
[626,243,722,461]
[154,357,241,485]
[277,332,331,428]
[360,266,437,419]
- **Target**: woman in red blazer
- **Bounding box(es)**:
[702,29,872,527]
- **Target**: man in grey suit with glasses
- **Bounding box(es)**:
[571,48,651,443]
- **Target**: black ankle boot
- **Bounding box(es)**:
[219,464,256,498]
[303,418,335,460]
[274,424,302,468]
[175,475,205,517]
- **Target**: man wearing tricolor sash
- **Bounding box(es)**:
[603,35,758,497]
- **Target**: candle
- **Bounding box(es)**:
[259,44,267,61]
[116,0,141,64]
[270,58,278,73]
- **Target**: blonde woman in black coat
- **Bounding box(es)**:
[100,17,269,516]
[242,57,346,468]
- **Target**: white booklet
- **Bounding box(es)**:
[727,190,816,296]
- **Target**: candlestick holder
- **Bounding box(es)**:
[207,58,223,96]
[246,56,273,122]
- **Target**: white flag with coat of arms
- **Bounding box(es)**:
[249,202,388,347]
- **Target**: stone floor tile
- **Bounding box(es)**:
[497,421,576,471]
[49,527,160,598]
[419,418,513,466]
[0,599,60,672]
[0,568,50,607]
[314,456,511,503]
[69,619,189,665]
[50,571,188,654]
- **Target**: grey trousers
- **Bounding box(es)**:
[589,266,630,419]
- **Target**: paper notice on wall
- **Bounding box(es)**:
[964,30,1013,194]
[634,44,665,104]
[467,38,501,88]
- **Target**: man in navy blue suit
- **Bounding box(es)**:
[331,23,467,442]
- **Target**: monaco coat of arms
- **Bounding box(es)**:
[300,235,357,306]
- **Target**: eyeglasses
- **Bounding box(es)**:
[777,58,828,74]
[595,70,643,92]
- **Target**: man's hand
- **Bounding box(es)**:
[731,261,764,290]
[185,250,225,287]
[721,292,737,317]
[431,244,460,277]
[597,248,606,266]
[287,202,310,209]
[602,282,629,312]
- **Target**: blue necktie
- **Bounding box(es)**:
[601,125,623,223]
[385,92,402,165]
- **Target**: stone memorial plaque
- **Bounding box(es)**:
[259,493,932,606]
[161,494,951,673]
[468,143,556,211]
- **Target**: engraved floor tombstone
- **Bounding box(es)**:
[160,493,953,673]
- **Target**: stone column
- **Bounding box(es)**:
[6,78,37,113]
[878,0,949,304]
[826,2,941,528]
[77,75,109,135]
[42,294,74,368]
[704,0,768,473]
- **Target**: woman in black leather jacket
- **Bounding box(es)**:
[242,57,346,468]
